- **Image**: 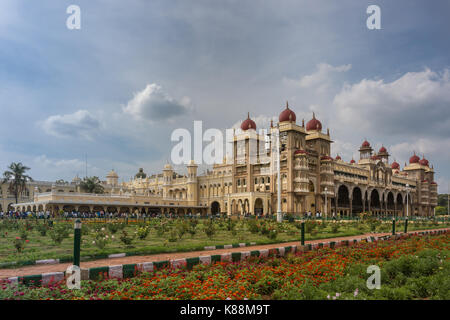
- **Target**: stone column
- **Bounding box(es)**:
[349,196,352,217]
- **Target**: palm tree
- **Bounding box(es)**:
[80,176,104,194]
[2,162,33,204]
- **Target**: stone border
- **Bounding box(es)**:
[3,229,447,287]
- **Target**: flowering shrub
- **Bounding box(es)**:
[93,227,110,250]
[48,224,70,245]
[136,226,151,240]
[119,230,134,247]
[203,219,216,239]
[107,222,125,234]
[13,237,28,253]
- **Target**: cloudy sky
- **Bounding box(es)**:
[1,0,449,192]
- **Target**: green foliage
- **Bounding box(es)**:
[36,223,49,236]
[330,222,340,233]
[168,228,178,242]
[1,162,33,204]
[106,222,124,234]
[248,220,259,234]
[119,230,134,246]
[79,176,104,194]
[136,225,151,240]
[203,219,216,239]
[93,228,110,250]
[13,237,26,253]
[188,220,198,237]
[48,224,70,245]
[176,221,189,240]
[435,206,447,216]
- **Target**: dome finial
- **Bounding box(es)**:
[286,100,289,109]
[247,112,250,119]
[313,112,316,119]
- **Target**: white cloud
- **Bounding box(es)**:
[32,155,101,181]
[123,84,192,122]
[333,68,450,136]
[41,110,100,139]
[284,63,351,92]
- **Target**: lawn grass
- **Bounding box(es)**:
[0,218,448,267]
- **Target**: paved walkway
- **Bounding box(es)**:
[0,228,447,279]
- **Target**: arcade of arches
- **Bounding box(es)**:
[332,184,413,217]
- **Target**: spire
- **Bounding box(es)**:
[270,119,273,128]
[247,112,250,119]
[312,112,316,119]
[302,119,305,127]
[286,100,289,109]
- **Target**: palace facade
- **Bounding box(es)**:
[13,103,438,217]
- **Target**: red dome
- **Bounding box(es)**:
[419,156,429,166]
[335,155,341,160]
[320,155,333,161]
[379,146,387,153]
[409,153,420,164]
[240,113,256,131]
[279,101,296,123]
[306,112,322,131]
[350,159,355,164]
[371,155,381,161]
[361,140,370,148]
[391,161,400,170]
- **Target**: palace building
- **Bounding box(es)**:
[13,103,438,217]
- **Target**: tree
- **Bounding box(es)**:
[80,176,104,194]
[2,162,33,204]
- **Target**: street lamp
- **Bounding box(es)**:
[73,219,82,267]
[275,127,282,223]
[405,184,409,233]
[324,187,328,219]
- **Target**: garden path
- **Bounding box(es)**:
[0,228,447,279]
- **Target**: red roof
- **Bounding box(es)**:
[419,157,429,166]
[306,112,322,131]
[279,102,296,123]
[240,113,256,131]
[379,146,387,153]
[361,140,370,148]
[409,153,420,164]
[391,161,400,170]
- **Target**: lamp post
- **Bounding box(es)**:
[324,187,328,219]
[73,219,82,267]
[405,184,409,233]
[275,127,282,223]
[301,221,305,246]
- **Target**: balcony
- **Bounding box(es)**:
[294,165,308,171]
[320,181,334,187]
[294,187,309,193]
